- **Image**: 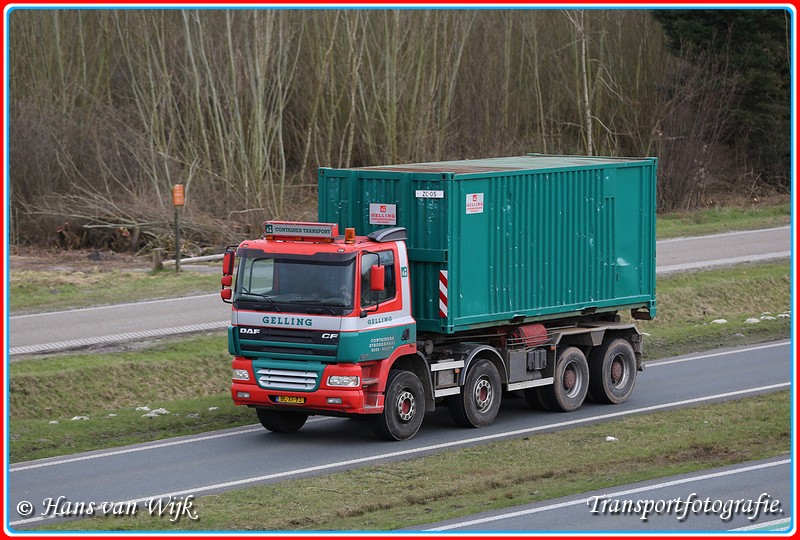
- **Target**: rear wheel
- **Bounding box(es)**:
[588,338,637,404]
[255,408,308,433]
[370,370,425,441]
[539,347,589,412]
[523,386,550,411]
[449,358,502,427]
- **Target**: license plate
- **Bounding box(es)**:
[275,395,306,404]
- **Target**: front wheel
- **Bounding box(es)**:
[449,358,502,427]
[369,370,425,441]
[539,347,589,412]
[255,408,308,433]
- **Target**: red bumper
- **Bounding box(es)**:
[230,358,382,415]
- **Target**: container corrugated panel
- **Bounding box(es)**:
[318,154,657,334]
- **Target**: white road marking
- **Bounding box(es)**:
[647,341,791,368]
[425,458,792,531]
[731,517,794,531]
[9,294,218,319]
[655,226,790,244]
[10,342,788,472]
[10,341,789,473]
[9,321,229,356]
[656,252,790,275]
[9,416,333,473]
[9,381,790,527]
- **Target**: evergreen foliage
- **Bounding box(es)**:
[653,9,792,187]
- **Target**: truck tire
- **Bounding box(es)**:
[369,370,425,441]
[588,338,637,404]
[255,408,308,433]
[539,347,588,412]
[523,387,550,411]
[448,358,502,428]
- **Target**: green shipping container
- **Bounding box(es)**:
[318,154,657,335]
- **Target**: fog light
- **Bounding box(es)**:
[232,369,250,381]
[326,397,343,404]
[237,391,250,399]
[327,375,360,387]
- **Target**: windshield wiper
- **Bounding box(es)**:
[282,298,341,315]
[236,290,282,312]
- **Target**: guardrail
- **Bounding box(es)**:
[153,248,224,270]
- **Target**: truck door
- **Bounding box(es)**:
[360,250,399,312]
[335,246,415,362]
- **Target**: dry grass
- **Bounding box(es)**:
[8,268,219,314]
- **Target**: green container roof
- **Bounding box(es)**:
[356,154,651,175]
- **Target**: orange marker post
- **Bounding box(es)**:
[172,184,184,272]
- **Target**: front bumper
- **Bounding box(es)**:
[230,357,382,415]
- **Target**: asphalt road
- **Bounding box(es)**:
[8,294,226,356]
[655,226,791,274]
[8,340,791,530]
[416,455,793,532]
[6,226,792,356]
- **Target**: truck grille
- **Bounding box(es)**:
[256,368,319,391]
[236,326,338,360]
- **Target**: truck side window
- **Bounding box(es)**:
[361,251,396,308]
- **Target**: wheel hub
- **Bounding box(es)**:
[396,390,416,422]
[611,359,624,383]
[474,377,493,411]
[563,368,576,390]
[610,352,629,389]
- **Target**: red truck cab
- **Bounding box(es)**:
[221,222,421,437]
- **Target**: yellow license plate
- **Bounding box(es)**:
[276,396,306,404]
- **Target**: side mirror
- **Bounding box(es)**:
[222,250,236,276]
[221,248,236,304]
[370,265,385,292]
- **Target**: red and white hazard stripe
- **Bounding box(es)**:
[438,270,448,318]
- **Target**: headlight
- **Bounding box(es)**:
[327,375,360,387]
[232,368,250,381]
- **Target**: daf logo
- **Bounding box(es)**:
[321,333,339,339]
[240,328,260,335]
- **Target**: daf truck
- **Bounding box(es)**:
[220,154,657,440]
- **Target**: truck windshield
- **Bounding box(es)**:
[234,250,356,315]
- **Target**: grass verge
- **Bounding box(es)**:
[9,268,219,314]
[40,390,791,531]
[656,201,790,239]
[8,334,253,463]
[630,261,792,358]
[8,261,792,463]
